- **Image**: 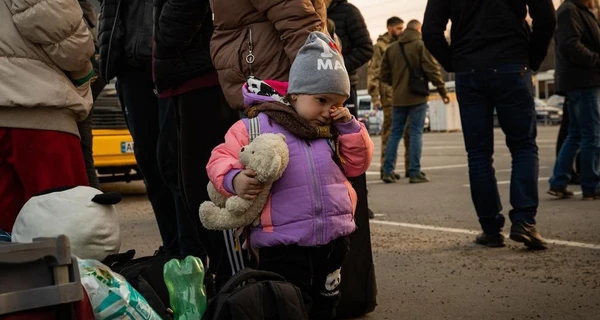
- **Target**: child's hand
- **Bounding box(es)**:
[233,169,264,200]
[330,106,352,123]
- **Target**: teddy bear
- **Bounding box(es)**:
[199,133,289,230]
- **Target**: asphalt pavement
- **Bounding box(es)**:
[104,125,600,320]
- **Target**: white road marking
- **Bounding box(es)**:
[463,177,550,187]
[370,220,600,250]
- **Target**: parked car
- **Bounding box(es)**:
[547,94,566,110]
[535,98,563,125]
[356,94,383,135]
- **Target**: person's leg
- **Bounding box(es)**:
[456,71,505,236]
[156,96,203,258]
[549,95,581,196]
[407,104,428,178]
[574,87,600,198]
[491,66,539,227]
[309,237,349,320]
[117,68,180,255]
[403,122,410,177]
[382,107,408,179]
[258,245,313,313]
[491,65,546,249]
[2,129,88,232]
[77,113,101,189]
[556,97,570,157]
[176,86,242,288]
[380,106,392,176]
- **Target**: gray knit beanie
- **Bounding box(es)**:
[288,32,350,98]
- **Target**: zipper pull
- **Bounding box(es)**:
[246,27,255,76]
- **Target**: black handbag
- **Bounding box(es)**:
[400,42,430,96]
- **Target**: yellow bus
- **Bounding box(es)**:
[91,83,141,183]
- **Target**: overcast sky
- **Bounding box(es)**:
[349,0,563,42]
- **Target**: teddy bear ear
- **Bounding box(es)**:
[276,133,286,142]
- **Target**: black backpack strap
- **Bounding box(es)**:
[219,268,285,294]
[101,249,136,269]
[267,281,288,318]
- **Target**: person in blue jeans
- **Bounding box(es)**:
[548,0,600,201]
[380,20,449,184]
[423,0,556,249]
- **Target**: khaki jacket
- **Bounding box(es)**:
[368,32,395,108]
[381,29,447,107]
[210,0,327,110]
[0,0,94,137]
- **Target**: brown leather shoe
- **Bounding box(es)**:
[510,222,548,250]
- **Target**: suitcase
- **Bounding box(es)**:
[336,173,378,318]
[0,235,93,319]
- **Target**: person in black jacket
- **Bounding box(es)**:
[98,0,227,279]
[548,0,600,201]
[153,0,242,289]
[423,0,556,250]
[326,0,373,116]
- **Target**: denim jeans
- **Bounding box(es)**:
[117,67,205,258]
[550,87,600,195]
[383,103,428,177]
[456,65,539,234]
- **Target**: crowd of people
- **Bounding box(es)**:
[1,0,599,318]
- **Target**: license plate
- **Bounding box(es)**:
[121,141,134,153]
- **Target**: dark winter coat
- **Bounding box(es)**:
[98,0,153,81]
[555,0,600,93]
[327,0,373,86]
[422,0,556,72]
[153,0,215,93]
[210,0,327,110]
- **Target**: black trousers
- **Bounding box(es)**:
[173,86,243,290]
[77,65,107,189]
[258,237,350,320]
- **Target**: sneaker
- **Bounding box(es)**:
[382,173,397,183]
[547,188,575,199]
[582,189,600,201]
[368,208,375,219]
[409,172,430,184]
[510,222,548,250]
[380,170,401,180]
[474,232,506,248]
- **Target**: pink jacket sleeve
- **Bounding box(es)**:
[207,120,249,196]
[335,118,374,178]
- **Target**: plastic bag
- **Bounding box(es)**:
[78,259,162,320]
[163,256,208,319]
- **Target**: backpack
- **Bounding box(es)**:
[102,250,182,320]
[202,268,308,320]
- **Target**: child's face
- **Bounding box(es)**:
[292,93,347,127]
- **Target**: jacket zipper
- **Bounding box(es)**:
[105,0,123,79]
[245,27,255,76]
[304,142,324,245]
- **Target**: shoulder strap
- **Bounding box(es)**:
[248,117,261,142]
[399,43,413,69]
[219,268,285,294]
